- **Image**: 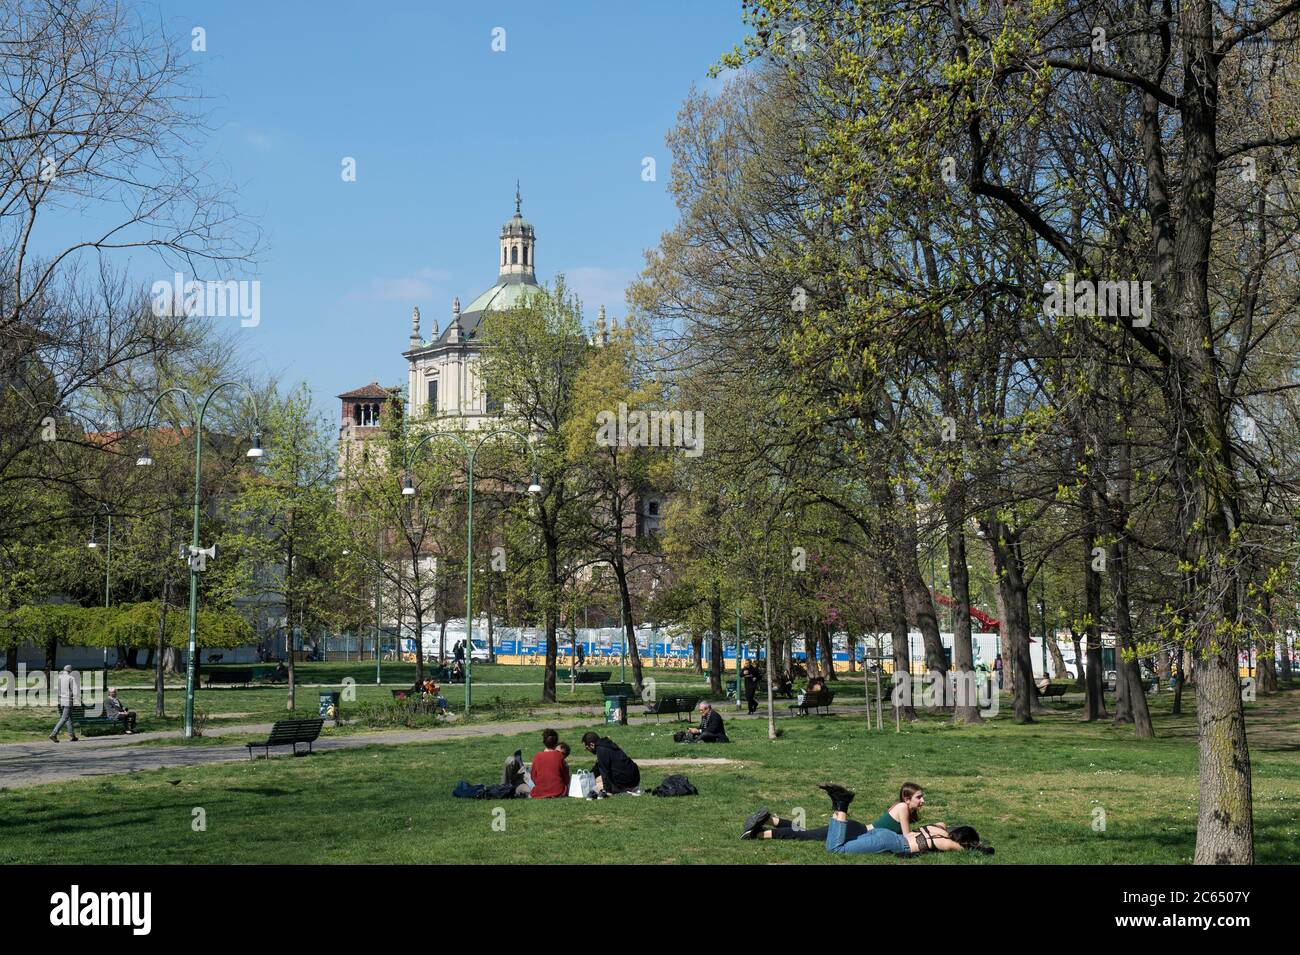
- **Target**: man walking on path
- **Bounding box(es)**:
[50,666,81,742]
[742,660,760,715]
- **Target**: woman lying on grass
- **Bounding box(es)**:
[742,781,993,856]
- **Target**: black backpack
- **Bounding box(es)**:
[651,774,698,797]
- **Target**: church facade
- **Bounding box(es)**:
[403,188,545,427]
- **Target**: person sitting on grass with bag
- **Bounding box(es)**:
[529,728,570,799]
[581,731,641,796]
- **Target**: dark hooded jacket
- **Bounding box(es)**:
[590,736,640,793]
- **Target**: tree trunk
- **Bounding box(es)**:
[761,593,776,740]
[900,503,948,700]
[887,562,917,721]
[987,521,1038,722]
[541,529,559,703]
[1173,645,1185,715]
[946,496,981,723]
[1080,481,1108,721]
[1194,648,1253,862]
[691,630,703,674]
[155,584,170,718]
[818,622,836,681]
[1047,634,1067,680]
[708,587,724,694]
[1157,648,1172,685]
[1103,416,1152,735]
[613,560,644,696]
[1257,591,1277,693]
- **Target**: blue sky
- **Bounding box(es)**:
[124,0,745,413]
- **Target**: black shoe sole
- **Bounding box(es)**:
[740,807,770,840]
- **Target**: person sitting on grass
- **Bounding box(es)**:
[418,678,449,710]
[680,701,729,743]
[529,728,570,799]
[103,689,137,734]
[581,731,641,796]
[558,741,571,761]
[817,781,982,856]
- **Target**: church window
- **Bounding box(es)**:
[427,379,438,414]
[511,246,518,265]
[503,248,507,266]
[523,245,528,266]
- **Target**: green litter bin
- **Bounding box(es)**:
[603,694,627,726]
[319,691,341,723]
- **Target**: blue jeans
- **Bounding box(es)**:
[825,817,910,855]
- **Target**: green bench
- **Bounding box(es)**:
[251,665,287,683]
[645,695,699,722]
[599,682,635,699]
[246,718,324,759]
[575,670,612,684]
[70,703,126,735]
[1037,682,1070,701]
[789,688,836,715]
[204,667,252,685]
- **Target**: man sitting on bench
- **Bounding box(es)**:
[103,689,137,734]
[680,701,729,743]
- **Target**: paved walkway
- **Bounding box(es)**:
[0,704,845,791]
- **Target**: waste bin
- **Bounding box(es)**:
[603,694,627,726]
[319,691,341,723]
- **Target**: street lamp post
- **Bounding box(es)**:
[403,427,540,716]
[735,607,743,712]
[88,505,113,678]
[137,383,262,739]
[375,526,383,686]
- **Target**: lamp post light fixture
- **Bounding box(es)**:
[403,427,540,715]
[136,383,262,739]
[89,504,113,675]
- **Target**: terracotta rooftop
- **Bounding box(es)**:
[337,382,398,399]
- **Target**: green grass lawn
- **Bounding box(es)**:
[0,661,722,741]
[2,685,1296,864]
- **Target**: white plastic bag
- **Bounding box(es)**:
[569,771,596,798]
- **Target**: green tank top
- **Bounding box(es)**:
[871,807,904,834]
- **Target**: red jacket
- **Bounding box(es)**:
[529,749,570,798]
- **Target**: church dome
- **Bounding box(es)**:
[501,211,534,235]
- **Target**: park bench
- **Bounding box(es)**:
[644,695,699,722]
[575,670,611,684]
[205,667,252,685]
[1037,682,1070,701]
[789,688,835,716]
[69,703,126,735]
[599,682,634,699]
[251,665,288,683]
[246,718,324,759]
